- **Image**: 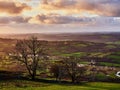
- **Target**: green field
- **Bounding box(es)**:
[99,62,120,67]
[0,80,120,90]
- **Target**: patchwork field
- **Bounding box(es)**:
[0,33,120,89]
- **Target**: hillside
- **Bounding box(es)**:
[0,35,120,72]
[0,33,120,88]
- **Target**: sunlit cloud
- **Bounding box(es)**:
[0,0,31,15]
[29,13,96,25]
[40,0,120,17]
[0,0,120,33]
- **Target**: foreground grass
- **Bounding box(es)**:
[0,80,120,90]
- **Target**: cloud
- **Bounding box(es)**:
[0,1,31,15]
[40,0,120,17]
[0,16,30,24]
[0,13,95,25]
[29,13,94,24]
[0,13,119,27]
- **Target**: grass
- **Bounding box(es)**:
[74,43,88,47]
[88,52,111,58]
[80,62,90,64]
[105,45,116,49]
[60,52,86,57]
[107,55,120,63]
[0,80,120,90]
[107,41,120,45]
[99,62,120,67]
[101,35,111,39]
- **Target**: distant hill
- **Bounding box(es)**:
[0,32,120,43]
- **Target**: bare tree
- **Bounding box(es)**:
[62,56,88,83]
[50,62,65,82]
[50,64,60,81]
[12,36,48,80]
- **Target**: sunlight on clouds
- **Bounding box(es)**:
[0,0,120,33]
[0,0,31,15]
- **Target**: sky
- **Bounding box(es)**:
[0,0,120,34]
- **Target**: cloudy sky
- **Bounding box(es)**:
[0,0,120,34]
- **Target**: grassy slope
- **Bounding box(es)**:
[0,80,120,90]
